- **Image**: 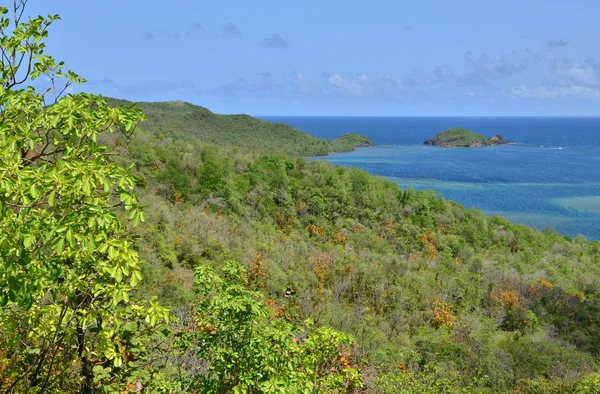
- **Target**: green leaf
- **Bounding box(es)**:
[30,184,39,198]
[54,238,64,254]
[129,273,139,287]
[87,238,96,254]
[108,246,117,259]
[92,365,104,375]
[47,190,56,206]
[66,228,74,247]
[98,242,108,253]
[114,267,122,282]
[23,235,34,248]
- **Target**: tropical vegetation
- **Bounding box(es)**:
[1,3,599,393]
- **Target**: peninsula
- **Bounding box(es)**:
[424,127,511,147]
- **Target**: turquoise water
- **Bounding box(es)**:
[261,117,600,240]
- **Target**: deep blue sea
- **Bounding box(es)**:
[261,116,600,240]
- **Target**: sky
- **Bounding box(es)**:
[24,0,600,116]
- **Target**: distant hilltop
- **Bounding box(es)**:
[424,128,512,148]
[105,98,373,157]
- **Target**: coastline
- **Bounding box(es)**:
[313,143,600,240]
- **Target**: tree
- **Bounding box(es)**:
[177,261,364,393]
[0,2,168,392]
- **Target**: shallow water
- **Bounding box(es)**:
[261,116,600,240]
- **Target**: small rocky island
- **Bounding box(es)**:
[424,128,511,148]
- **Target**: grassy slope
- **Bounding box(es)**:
[425,127,490,147]
[107,98,372,156]
[107,99,600,392]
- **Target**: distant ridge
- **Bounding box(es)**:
[106,98,373,156]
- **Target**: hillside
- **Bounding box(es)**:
[116,100,600,392]
[424,127,511,147]
[107,98,373,156]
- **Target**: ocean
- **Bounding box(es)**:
[261,116,600,240]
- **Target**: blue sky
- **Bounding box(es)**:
[26,0,600,115]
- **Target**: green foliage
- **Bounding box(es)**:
[575,374,600,393]
[175,262,363,393]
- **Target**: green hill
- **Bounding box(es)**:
[425,127,510,147]
[114,100,600,392]
[107,98,373,156]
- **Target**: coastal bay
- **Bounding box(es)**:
[263,116,600,239]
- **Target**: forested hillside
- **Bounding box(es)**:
[2,4,600,393]
[107,98,373,157]
[122,112,600,393]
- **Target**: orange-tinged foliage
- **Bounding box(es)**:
[306,223,326,237]
[420,232,438,259]
[198,323,218,335]
[398,362,409,373]
[311,251,334,294]
[537,278,553,290]
[248,253,268,289]
[331,344,361,375]
[432,299,456,329]
[492,288,534,332]
[0,346,10,390]
[527,285,540,299]
[351,224,365,233]
[266,298,286,319]
[329,229,348,245]
[492,290,521,307]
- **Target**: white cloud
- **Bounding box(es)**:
[511,85,600,99]
[323,73,403,97]
[290,73,312,94]
[554,65,599,86]
[326,74,366,96]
